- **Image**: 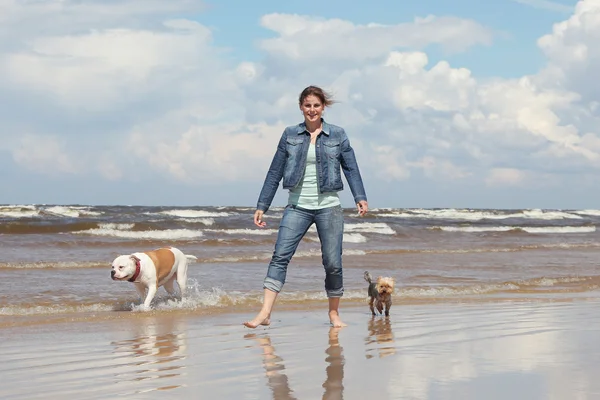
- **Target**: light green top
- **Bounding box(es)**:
[288,143,340,209]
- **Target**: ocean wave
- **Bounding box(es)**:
[155,209,232,218]
[399,275,597,298]
[204,228,279,236]
[1,275,598,317]
[302,232,368,243]
[345,222,395,235]
[0,221,101,235]
[203,248,367,264]
[573,209,600,216]
[344,233,368,243]
[77,227,204,240]
[0,208,40,218]
[0,261,106,270]
[432,225,596,234]
[43,206,102,218]
[0,302,116,316]
[378,208,583,221]
[174,218,215,226]
[0,205,104,219]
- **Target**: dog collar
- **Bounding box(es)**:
[128,256,141,282]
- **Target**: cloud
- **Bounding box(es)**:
[2,2,600,207]
[127,118,286,183]
[537,0,600,101]
[259,13,493,62]
[511,0,574,13]
[2,19,219,109]
[12,134,76,175]
[485,168,527,186]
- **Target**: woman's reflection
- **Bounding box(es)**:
[245,333,297,400]
[322,327,345,399]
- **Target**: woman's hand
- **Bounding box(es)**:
[254,210,267,228]
[356,200,368,217]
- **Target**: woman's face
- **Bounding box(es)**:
[300,95,324,125]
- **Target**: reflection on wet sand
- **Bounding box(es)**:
[322,327,345,400]
[245,333,297,400]
[110,316,188,392]
[245,327,346,400]
[365,316,396,359]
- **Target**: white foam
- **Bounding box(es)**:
[434,225,595,234]
[0,204,37,210]
[380,208,583,221]
[204,228,278,235]
[44,206,102,217]
[399,283,520,297]
[0,261,103,269]
[210,254,273,263]
[156,209,231,218]
[291,229,369,244]
[0,209,40,218]
[78,227,204,240]
[44,206,81,218]
[98,223,135,230]
[0,303,114,316]
[573,209,600,216]
[519,276,588,287]
[177,218,215,226]
[343,233,367,243]
[345,222,395,235]
[344,249,367,256]
[207,248,366,263]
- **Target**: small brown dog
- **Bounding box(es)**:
[364,271,395,316]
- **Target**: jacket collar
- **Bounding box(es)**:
[296,118,330,136]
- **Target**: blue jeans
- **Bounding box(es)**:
[263,204,344,297]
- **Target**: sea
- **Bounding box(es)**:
[2,204,600,328]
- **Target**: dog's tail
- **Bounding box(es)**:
[364,271,373,284]
[185,254,198,263]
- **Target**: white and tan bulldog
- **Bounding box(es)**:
[111,246,197,309]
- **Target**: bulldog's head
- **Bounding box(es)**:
[111,255,139,281]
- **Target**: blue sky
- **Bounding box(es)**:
[197,0,574,76]
[2,0,598,209]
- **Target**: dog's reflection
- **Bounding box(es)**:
[111,316,188,389]
[245,333,297,400]
[246,327,346,400]
[365,316,396,359]
[322,327,345,399]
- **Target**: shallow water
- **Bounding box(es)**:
[1,204,599,326]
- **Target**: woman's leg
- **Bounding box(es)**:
[243,288,278,328]
[244,205,313,328]
[315,205,346,327]
[328,297,347,328]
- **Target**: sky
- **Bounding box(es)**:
[1,0,598,209]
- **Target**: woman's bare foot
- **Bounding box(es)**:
[243,311,271,328]
[329,310,347,328]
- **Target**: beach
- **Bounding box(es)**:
[1,204,600,399]
[2,300,600,399]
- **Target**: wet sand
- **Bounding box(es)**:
[1,299,600,400]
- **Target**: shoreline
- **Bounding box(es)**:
[2,292,600,332]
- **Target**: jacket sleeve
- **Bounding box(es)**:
[256,130,287,212]
[339,129,368,204]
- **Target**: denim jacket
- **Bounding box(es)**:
[257,120,367,212]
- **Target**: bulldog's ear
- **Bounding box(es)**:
[130,255,141,263]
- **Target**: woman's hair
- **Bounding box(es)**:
[299,86,335,107]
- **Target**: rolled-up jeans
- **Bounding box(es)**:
[263,204,344,297]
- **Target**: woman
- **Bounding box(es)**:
[244,86,368,328]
